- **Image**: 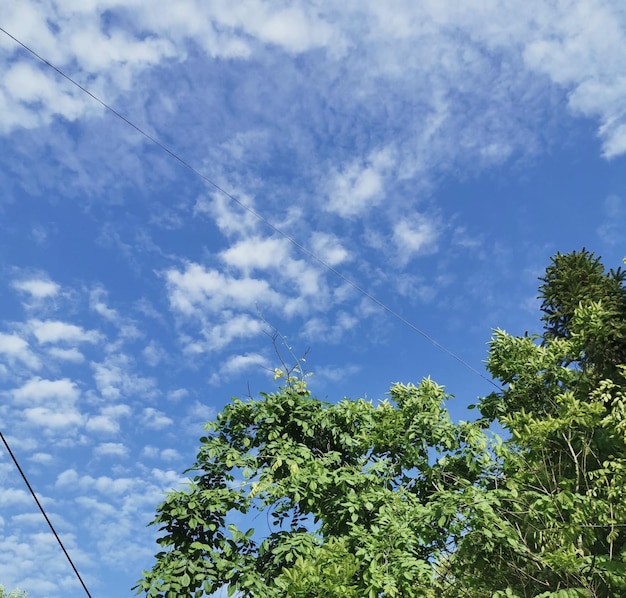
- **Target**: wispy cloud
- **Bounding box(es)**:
[325,148,395,218]
[597,194,626,245]
[209,352,270,385]
[393,213,440,265]
[91,354,157,401]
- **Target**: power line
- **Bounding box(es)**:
[0,26,500,391]
[0,431,93,598]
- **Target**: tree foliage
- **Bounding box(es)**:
[0,586,27,598]
[539,248,626,379]
[137,251,626,597]
[136,374,494,597]
[466,251,626,597]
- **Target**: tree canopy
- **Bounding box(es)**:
[137,250,626,597]
[538,249,626,380]
[0,586,27,598]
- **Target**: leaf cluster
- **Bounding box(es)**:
[137,379,496,597]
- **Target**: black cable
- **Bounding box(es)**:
[0,431,93,598]
[0,26,501,391]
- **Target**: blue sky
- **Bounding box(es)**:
[1,2,626,596]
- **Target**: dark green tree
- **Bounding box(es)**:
[539,249,626,378]
[466,251,626,596]
[482,250,626,420]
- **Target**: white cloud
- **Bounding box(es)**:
[12,277,60,299]
[310,232,351,267]
[0,333,40,370]
[0,435,37,454]
[56,470,135,495]
[517,2,626,158]
[2,0,626,162]
[0,528,86,597]
[74,495,117,517]
[1,61,88,132]
[28,319,100,345]
[283,258,324,297]
[150,467,188,489]
[197,313,266,352]
[165,235,350,352]
[316,363,361,383]
[0,488,31,507]
[1,2,178,133]
[597,194,626,245]
[91,354,156,400]
[11,377,80,406]
[46,346,85,363]
[127,2,251,59]
[11,512,50,528]
[165,261,281,316]
[29,452,54,465]
[85,415,119,435]
[24,406,84,430]
[135,0,337,56]
[85,404,132,435]
[141,445,159,459]
[194,192,259,238]
[302,311,360,344]
[160,448,181,462]
[167,388,189,401]
[325,148,395,217]
[66,21,176,75]
[93,442,129,458]
[220,236,291,273]
[393,214,440,264]
[240,4,336,53]
[142,341,166,367]
[220,352,269,375]
[55,468,79,488]
[395,274,438,303]
[89,287,119,321]
[209,352,270,384]
[181,401,216,435]
[141,407,173,430]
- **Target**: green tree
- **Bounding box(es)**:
[481,249,626,420]
[459,251,626,596]
[452,334,626,596]
[539,249,626,380]
[137,250,626,597]
[136,373,494,597]
[0,585,28,598]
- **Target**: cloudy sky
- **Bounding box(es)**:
[1,1,625,596]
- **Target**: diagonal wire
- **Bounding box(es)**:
[0,26,501,392]
[0,431,93,598]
